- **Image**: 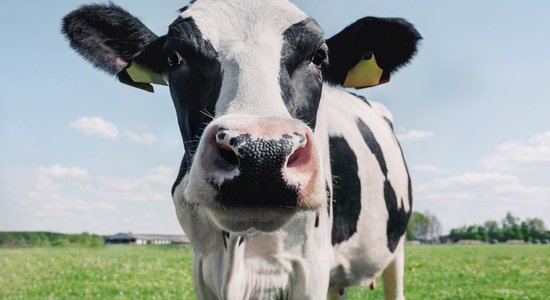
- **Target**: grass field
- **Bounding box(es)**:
[1,244,548,299]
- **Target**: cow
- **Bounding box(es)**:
[62,1,420,299]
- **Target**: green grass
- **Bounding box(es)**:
[0,245,194,299]
[349,244,550,300]
[1,244,549,299]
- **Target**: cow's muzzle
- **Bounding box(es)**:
[199,116,321,209]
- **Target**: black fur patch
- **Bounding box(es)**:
[171,156,187,195]
[279,19,325,129]
[314,213,319,228]
[356,118,410,252]
[325,181,331,216]
[167,17,222,194]
[384,116,394,130]
[179,0,197,13]
[397,139,413,214]
[324,17,421,86]
[384,181,410,252]
[62,3,158,74]
[357,119,387,176]
[329,136,361,245]
[222,230,229,249]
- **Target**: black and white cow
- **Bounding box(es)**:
[62,1,420,299]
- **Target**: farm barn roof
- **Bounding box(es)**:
[105,232,189,244]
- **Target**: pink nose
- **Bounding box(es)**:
[200,123,318,208]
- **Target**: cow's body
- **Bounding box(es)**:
[173,85,411,299]
[62,1,419,299]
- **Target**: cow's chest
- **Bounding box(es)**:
[198,220,326,300]
[199,252,296,299]
[241,259,295,300]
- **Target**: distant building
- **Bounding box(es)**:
[105,233,189,245]
[505,239,525,244]
[456,239,483,244]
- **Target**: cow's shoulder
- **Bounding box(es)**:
[320,86,411,249]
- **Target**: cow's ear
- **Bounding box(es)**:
[324,17,421,89]
[62,3,167,92]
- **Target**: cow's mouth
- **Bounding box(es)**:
[203,178,309,232]
[206,204,300,233]
[213,177,300,208]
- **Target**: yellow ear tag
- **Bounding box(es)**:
[126,62,167,86]
[343,52,384,88]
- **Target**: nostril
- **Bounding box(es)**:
[283,131,317,191]
[287,146,303,167]
[215,143,239,171]
[287,145,310,169]
[216,130,227,141]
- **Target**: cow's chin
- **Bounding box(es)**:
[206,206,299,233]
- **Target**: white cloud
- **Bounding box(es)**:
[145,166,174,185]
[411,132,550,232]
[71,117,158,145]
[40,164,88,179]
[43,199,116,212]
[31,165,89,195]
[397,129,434,142]
[71,116,119,139]
[95,166,173,203]
[481,131,550,172]
[418,172,520,189]
[27,164,174,211]
[3,165,182,234]
[125,130,156,145]
[414,171,550,231]
[414,164,445,173]
[32,176,62,194]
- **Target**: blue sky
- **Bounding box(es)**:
[1,1,549,235]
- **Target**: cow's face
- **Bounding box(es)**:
[62,0,421,233]
[167,1,327,232]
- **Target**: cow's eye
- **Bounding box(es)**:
[311,47,328,69]
[167,51,185,68]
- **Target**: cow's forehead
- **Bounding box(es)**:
[180,0,309,51]
[175,0,317,118]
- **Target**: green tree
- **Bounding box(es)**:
[484,220,499,240]
[520,221,530,242]
[502,212,518,228]
[406,219,416,240]
[527,218,549,240]
[407,211,442,241]
[449,213,548,242]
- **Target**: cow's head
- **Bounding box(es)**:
[62,0,420,233]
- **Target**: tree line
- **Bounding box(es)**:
[0,231,104,247]
[449,212,549,242]
[406,211,549,243]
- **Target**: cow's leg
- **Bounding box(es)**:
[382,239,405,300]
